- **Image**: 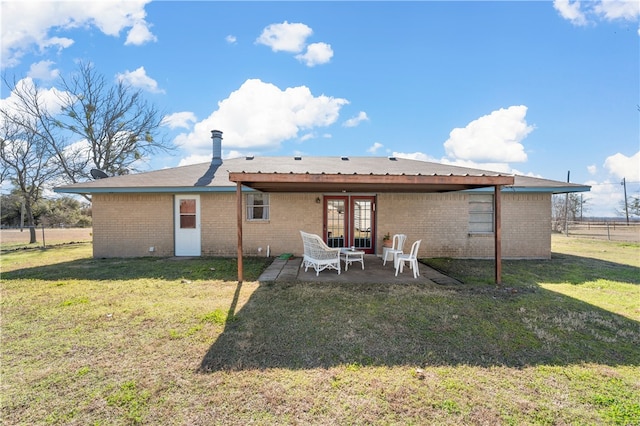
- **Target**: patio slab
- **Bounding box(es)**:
[258,255,462,285]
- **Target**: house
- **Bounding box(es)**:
[55,130,590,271]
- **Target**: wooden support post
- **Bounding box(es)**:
[236,181,244,283]
[494,185,502,285]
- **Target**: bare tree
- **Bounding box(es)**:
[2,63,171,208]
[0,79,60,243]
[552,193,589,231]
[617,194,640,219]
[52,62,171,181]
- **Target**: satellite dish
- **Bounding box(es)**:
[90,169,109,180]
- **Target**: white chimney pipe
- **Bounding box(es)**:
[211,130,223,165]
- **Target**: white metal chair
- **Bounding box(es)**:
[300,231,341,276]
[383,233,407,266]
[395,239,422,278]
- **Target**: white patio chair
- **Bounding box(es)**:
[383,233,407,266]
[395,239,422,278]
[300,231,341,276]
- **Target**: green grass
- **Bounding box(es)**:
[1,238,639,425]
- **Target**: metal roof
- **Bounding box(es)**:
[54,156,590,194]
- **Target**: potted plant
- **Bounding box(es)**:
[382,232,392,248]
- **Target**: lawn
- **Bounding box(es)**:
[1,237,639,425]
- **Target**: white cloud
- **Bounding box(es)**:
[554,0,640,27]
[125,20,157,46]
[256,21,312,53]
[27,60,60,81]
[553,0,588,26]
[587,164,598,175]
[594,0,640,21]
[440,158,515,174]
[584,179,625,217]
[40,36,75,51]
[226,35,237,44]
[299,133,315,142]
[367,142,383,154]
[1,0,155,68]
[116,66,164,94]
[443,105,532,163]
[178,154,211,167]
[389,106,535,175]
[393,151,440,162]
[0,78,66,121]
[603,151,640,181]
[174,78,348,156]
[343,111,369,128]
[161,112,197,130]
[295,42,333,67]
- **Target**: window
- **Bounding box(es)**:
[469,194,494,233]
[179,199,197,229]
[247,193,269,220]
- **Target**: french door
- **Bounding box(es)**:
[323,195,376,254]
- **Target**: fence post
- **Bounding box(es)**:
[41,223,46,248]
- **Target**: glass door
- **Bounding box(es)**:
[323,195,376,254]
[351,196,374,253]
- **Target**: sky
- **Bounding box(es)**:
[1,0,639,217]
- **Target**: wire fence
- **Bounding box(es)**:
[554,220,640,243]
[0,226,93,250]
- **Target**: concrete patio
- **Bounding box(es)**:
[258,254,462,285]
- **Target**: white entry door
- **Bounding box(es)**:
[175,195,201,256]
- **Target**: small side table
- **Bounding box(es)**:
[340,248,365,271]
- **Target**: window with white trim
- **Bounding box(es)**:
[469,194,494,233]
[247,193,269,220]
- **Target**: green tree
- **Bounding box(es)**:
[40,196,92,227]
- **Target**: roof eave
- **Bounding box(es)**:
[54,186,238,194]
[228,172,514,193]
[465,185,591,194]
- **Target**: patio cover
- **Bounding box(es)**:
[228,171,515,285]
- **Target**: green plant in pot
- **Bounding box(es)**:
[383,232,392,248]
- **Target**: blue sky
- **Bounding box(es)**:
[1,0,639,216]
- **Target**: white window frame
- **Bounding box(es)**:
[247,193,269,221]
[469,194,494,234]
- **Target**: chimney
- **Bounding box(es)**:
[211,130,223,165]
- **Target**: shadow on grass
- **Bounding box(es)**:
[1,256,272,283]
[199,278,640,371]
[425,253,640,287]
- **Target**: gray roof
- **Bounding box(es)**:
[54,156,590,194]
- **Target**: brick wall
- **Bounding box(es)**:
[376,192,551,259]
[92,193,174,257]
[91,191,551,259]
[199,192,323,256]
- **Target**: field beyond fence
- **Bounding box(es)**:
[0,227,93,250]
[560,220,640,243]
